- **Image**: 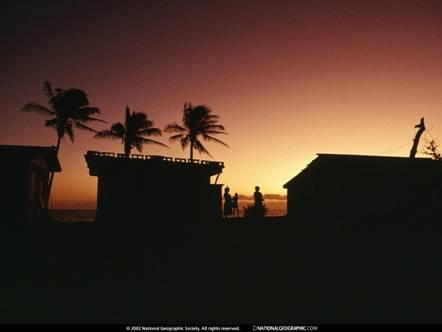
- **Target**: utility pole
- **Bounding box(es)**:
[409,117,425,159]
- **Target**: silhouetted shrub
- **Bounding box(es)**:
[424,139,441,160]
[243,204,268,220]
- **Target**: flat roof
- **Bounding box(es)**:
[85,150,224,177]
[0,144,61,172]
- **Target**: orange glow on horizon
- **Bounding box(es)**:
[2,1,442,209]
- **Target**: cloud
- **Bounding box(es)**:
[263,194,287,200]
[237,194,287,201]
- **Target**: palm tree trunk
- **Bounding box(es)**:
[46,136,61,209]
[124,140,131,157]
[55,135,61,155]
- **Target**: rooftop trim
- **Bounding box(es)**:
[316,153,433,160]
[85,150,224,167]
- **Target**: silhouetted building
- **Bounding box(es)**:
[0,145,61,223]
[283,154,442,221]
[85,151,224,224]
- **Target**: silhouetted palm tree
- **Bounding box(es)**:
[21,81,104,200]
[95,106,168,156]
[164,103,228,160]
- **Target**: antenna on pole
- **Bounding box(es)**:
[409,117,425,159]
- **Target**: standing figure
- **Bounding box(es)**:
[232,193,239,217]
[223,187,232,218]
[254,186,264,207]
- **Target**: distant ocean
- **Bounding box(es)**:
[50,209,96,222]
[237,199,287,217]
[50,200,287,222]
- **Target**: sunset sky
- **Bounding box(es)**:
[2,0,442,209]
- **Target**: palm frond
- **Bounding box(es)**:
[164,123,186,133]
[193,139,213,158]
[180,136,190,150]
[138,127,162,136]
[133,139,143,153]
[192,105,213,117]
[205,113,220,119]
[204,124,226,131]
[110,122,126,136]
[75,107,102,119]
[77,116,107,124]
[169,133,185,142]
[130,112,149,126]
[94,129,122,139]
[65,122,75,142]
[21,102,54,116]
[199,116,220,125]
[203,130,228,135]
[44,118,58,129]
[74,121,98,133]
[42,81,54,99]
[61,89,90,109]
[138,137,169,148]
[202,134,230,147]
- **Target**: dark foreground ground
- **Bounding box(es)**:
[1,215,442,323]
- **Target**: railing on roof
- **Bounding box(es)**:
[86,150,224,167]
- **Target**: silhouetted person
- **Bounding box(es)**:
[224,187,232,218]
[232,193,239,217]
[254,186,263,207]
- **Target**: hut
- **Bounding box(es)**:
[85,151,224,225]
[283,154,442,222]
[0,145,61,223]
